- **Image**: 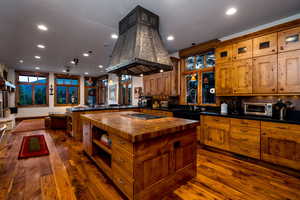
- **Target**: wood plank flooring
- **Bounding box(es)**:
[0,129,300,200]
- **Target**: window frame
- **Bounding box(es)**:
[54,74,80,106]
[15,71,49,107]
[84,77,98,105]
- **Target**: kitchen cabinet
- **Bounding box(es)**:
[278,26,300,53]
[261,122,300,170]
[201,116,230,150]
[229,119,261,159]
[140,109,173,117]
[278,50,300,93]
[232,39,253,60]
[253,33,278,57]
[216,45,232,64]
[233,59,252,94]
[82,120,92,156]
[216,62,233,96]
[253,54,278,94]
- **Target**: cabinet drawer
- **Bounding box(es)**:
[261,121,300,132]
[278,26,300,53]
[204,116,230,124]
[111,135,133,154]
[113,164,134,199]
[231,118,260,128]
[112,146,133,177]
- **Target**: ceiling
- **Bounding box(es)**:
[0,0,299,76]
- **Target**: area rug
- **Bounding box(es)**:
[12,119,45,133]
[18,135,49,159]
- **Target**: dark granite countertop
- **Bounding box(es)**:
[200,111,300,125]
[67,105,140,112]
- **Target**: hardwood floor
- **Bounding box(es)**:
[0,128,300,200]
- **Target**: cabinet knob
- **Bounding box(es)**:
[280,46,284,50]
[272,49,276,52]
[272,88,275,91]
[280,88,284,91]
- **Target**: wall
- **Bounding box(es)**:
[10,70,86,118]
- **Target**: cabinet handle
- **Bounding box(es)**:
[277,127,287,130]
[118,178,124,185]
[272,88,275,91]
[118,140,126,145]
[272,49,276,52]
[280,88,284,91]
[261,132,266,136]
[280,46,284,50]
[118,158,125,163]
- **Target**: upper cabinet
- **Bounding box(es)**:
[278,26,300,53]
[216,45,232,64]
[184,51,216,71]
[232,39,253,60]
[253,33,278,57]
[216,62,233,96]
[233,59,253,94]
[278,50,300,93]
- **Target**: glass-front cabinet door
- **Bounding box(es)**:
[185,51,215,71]
[186,74,198,104]
[202,72,216,104]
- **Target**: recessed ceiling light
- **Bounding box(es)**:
[62,70,66,73]
[37,44,45,49]
[83,53,89,57]
[84,72,89,75]
[70,61,75,64]
[111,33,118,39]
[19,60,24,63]
[160,69,164,73]
[226,7,237,15]
[98,65,103,68]
[167,35,175,41]
[37,24,48,31]
[140,74,143,77]
[35,67,40,70]
[35,56,41,59]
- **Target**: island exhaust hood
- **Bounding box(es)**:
[106,6,173,76]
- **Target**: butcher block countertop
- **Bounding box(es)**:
[81,111,199,143]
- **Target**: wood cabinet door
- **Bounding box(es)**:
[83,121,92,156]
[229,126,260,159]
[253,33,278,57]
[253,54,278,94]
[216,62,233,96]
[143,76,150,96]
[216,45,232,64]
[202,117,230,150]
[162,72,171,96]
[233,39,253,60]
[233,59,252,94]
[261,125,300,170]
[278,50,300,93]
[149,76,157,95]
[278,26,300,53]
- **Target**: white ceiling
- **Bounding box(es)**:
[0,0,300,76]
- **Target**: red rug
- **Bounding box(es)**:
[13,119,45,133]
[18,135,49,159]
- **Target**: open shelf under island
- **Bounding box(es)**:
[81,111,199,200]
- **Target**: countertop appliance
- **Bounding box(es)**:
[244,102,273,117]
[138,96,152,108]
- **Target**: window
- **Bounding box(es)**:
[84,77,97,106]
[98,76,108,105]
[55,75,80,106]
[119,75,132,105]
[16,72,48,107]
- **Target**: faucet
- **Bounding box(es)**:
[279,106,286,120]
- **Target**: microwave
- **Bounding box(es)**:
[244,102,273,117]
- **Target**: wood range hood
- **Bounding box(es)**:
[106,6,173,76]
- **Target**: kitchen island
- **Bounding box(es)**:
[81,111,198,200]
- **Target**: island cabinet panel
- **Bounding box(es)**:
[82,120,92,156]
[252,54,278,94]
[278,26,300,53]
[232,39,253,60]
[216,62,233,96]
[278,50,300,93]
[201,116,230,150]
[233,59,253,94]
[229,119,261,159]
[261,122,300,170]
[216,45,233,64]
[253,33,278,57]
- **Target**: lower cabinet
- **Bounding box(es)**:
[261,122,300,170]
[201,115,300,170]
[82,120,92,156]
[201,116,230,150]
